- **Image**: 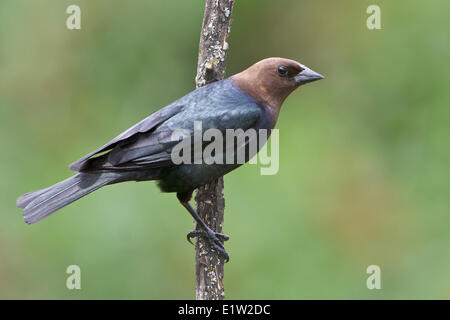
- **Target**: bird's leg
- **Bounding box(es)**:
[177,191,229,262]
[183,203,230,245]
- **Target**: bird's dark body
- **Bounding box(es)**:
[17,78,272,224]
[155,80,276,192]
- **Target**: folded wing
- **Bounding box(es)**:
[69,103,184,172]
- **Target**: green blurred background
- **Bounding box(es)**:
[1,0,449,299]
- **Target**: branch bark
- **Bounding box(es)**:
[194,0,235,300]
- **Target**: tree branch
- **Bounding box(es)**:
[194,0,235,300]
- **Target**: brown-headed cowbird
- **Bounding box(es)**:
[17,57,323,260]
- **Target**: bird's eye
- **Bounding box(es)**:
[277,66,289,77]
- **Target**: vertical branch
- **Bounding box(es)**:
[194,0,235,300]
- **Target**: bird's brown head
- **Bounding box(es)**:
[231,57,324,112]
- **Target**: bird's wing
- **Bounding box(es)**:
[101,102,262,169]
[69,103,184,172]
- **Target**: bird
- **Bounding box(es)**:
[16,57,323,261]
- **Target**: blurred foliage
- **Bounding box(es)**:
[0,0,449,299]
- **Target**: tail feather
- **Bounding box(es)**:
[17,185,55,209]
[17,172,118,225]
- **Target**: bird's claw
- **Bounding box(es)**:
[187,230,201,245]
[187,230,229,244]
[186,229,230,262]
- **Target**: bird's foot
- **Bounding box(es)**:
[187,229,230,262]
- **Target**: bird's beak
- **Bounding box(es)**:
[294,66,324,85]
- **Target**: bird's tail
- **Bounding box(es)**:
[17,172,120,224]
